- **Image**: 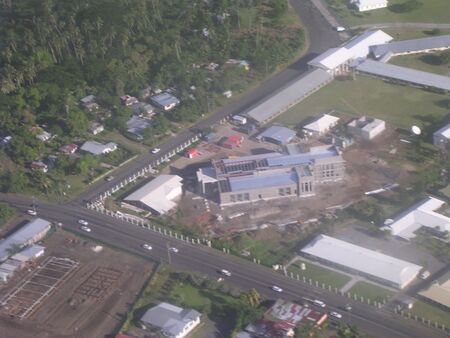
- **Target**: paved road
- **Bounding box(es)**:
[76,0,342,203]
[2,193,447,338]
[351,22,450,30]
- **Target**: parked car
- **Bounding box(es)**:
[105,175,114,182]
[78,219,89,226]
[27,209,37,216]
[220,269,232,277]
[330,311,342,319]
[169,247,179,253]
[336,26,346,32]
[142,243,152,250]
[80,225,91,233]
[151,148,161,154]
[271,285,283,293]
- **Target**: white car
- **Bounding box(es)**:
[80,225,91,233]
[78,219,89,226]
[27,209,37,216]
[220,269,232,277]
[151,148,161,154]
[169,247,179,253]
[330,311,342,319]
[271,285,283,293]
[336,26,346,32]
[142,243,153,250]
[313,299,326,308]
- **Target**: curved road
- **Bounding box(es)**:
[2,194,447,338]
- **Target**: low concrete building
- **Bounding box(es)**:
[256,125,296,145]
[351,0,388,12]
[301,234,422,289]
[124,175,183,215]
[80,141,117,155]
[140,302,201,338]
[348,116,386,140]
[433,124,450,150]
[303,114,340,135]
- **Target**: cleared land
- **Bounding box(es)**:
[274,75,449,129]
[409,300,450,327]
[389,53,450,76]
[326,0,450,26]
[288,260,352,289]
[349,281,394,302]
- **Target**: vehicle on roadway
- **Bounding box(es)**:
[80,225,91,232]
[220,269,231,277]
[168,247,179,253]
[151,148,161,154]
[271,285,283,293]
[330,311,342,319]
[27,209,37,216]
[142,243,153,250]
[336,26,346,32]
[105,175,114,182]
[78,219,89,226]
[345,304,352,311]
[313,299,326,307]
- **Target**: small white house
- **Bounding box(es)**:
[351,0,388,11]
[80,141,117,155]
[303,114,340,135]
[348,116,386,140]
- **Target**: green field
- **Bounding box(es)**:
[389,53,450,76]
[274,75,449,129]
[383,28,450,41]
[288,261,352,289]
[349,281,395,302]
[410,300,450,327]
[326,0,450,26]
[170,283,212,310]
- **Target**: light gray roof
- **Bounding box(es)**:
[301,234,422,288]
[257,125,296,144]
[229,170,298,191]
[0,219,51,262]
[12,245,45,262]
[141,302,200,337]
[151,92,180,108]
[434,123,450,139]
[308,47,352,71]
[370,35,450,59]
[356,59,450,91]
[127,115,151,135]
[246,69,333,124]
[345,30,393,58]
[80,141,117,155]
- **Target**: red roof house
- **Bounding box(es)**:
[59,143,78,154]
[222,135,243,149]
[31,161,48,173]
[186,148,200,158]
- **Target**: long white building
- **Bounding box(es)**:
[351,0,388,12]
[301,234,422,289]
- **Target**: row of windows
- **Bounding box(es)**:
[229,193,250,202]
[278,187,293,196]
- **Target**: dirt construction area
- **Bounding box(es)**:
[166,122,417,236]
[0,229,154,338]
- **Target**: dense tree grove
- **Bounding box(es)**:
[0,0,304,195]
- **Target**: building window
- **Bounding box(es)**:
[286,187,291,195]
[230,195,236,202]
[258,194,262,199]
[244,193,250,201]
[279,188,285,196]
[237,194,243,201]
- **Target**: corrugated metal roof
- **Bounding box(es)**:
[371,35,450,59]
[229,170,298,191]
[301,235,422,288]
[356,59,450,91]
[246,69,333,123]
[308,47,352,70]
[346,30,393,58]
[434,123,450,139]
[267,148,338,167]
[0,219,51,262]
[257,125,296,144]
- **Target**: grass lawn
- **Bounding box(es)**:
[389,53,450,76]
[326,0,450,26]
[274,75,449,129]
[383,28,450,41]
[349,281,395,302]
[288,261,352,289]
[170,283,211,310]
[410,300,450,327]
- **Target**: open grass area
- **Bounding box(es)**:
[349,281,395,302]
[274,75,449,129]
[326,0,450,26]
[410,300,450,327]
[288,260,352,289]
[170,283,211,310]
[383,28,450,41]
[389,53,450,76]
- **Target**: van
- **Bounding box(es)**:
[231,115,247,125]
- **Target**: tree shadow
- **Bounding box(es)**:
[419,54,441,66]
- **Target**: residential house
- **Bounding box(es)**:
[140,302,201,338]
[151,92,180,111]
[31,161,48,173]
[59,143,78,154]
[120,95,139,106]
[89,122,105,135]
[80,141,117,155]
[80,95,99,111]
[351,0,388,11]
[127,115,151,139]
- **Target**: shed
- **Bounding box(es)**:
[186,148,200,159]
[257,125,296,145]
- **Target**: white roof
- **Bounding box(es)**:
[346,30,393,59]
[303,114,339,133]
[308,47,352,71]
[386,197,450,240]
[356,0,387,6]
[124,175,183,214]
[434,123,450,139]
[80,141,117,155]
[301,234,422,288]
